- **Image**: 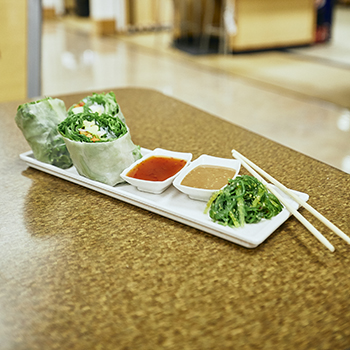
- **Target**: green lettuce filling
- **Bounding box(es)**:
[58,112,127,143]
[67,92,125,122]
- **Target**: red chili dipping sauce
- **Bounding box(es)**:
[127,156,187,181]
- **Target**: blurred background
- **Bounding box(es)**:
[1,0,350,172]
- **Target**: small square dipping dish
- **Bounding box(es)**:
[120,148,192,194]
[173,154,241,201]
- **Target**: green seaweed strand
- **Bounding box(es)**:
[205,175,283,228]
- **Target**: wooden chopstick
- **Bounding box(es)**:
[232,149,337,252]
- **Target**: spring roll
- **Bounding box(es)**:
[15,97,73,169]
[58,111,141,186]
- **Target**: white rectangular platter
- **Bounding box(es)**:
[20,150,309,248]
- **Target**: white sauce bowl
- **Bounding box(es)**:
[173,154,241,201]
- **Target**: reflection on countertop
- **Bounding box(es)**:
[42,6,350,173]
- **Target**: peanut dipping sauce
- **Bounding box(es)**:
[126,156,187,182]
[180,165,236,190]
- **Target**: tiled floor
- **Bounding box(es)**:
[42,5,350,173]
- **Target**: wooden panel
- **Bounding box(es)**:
[229,0,316,51]
[0,0,27,102]
[94,19,116,35]
[155,0,174,27]
[133,0,156,27]
[42,7,56,20]
[172,0,316,52]
[129,0,173,29]
[64,0,75,12]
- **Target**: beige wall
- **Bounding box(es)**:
[0,0,27,102]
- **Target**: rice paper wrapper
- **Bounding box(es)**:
[115,108,126,124]
[63,131,142,186]
[15,98,73,169]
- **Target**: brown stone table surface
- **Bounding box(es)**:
[1,88,350,350]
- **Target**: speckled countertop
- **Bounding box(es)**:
[1,88,350,350]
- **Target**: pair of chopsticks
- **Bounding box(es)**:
[232,149,350,252]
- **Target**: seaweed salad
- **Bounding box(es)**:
[205,175,283,228]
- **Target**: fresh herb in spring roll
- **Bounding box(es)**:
[68,92,125,123]
[58,111,142,186]
[15,97,73,169]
